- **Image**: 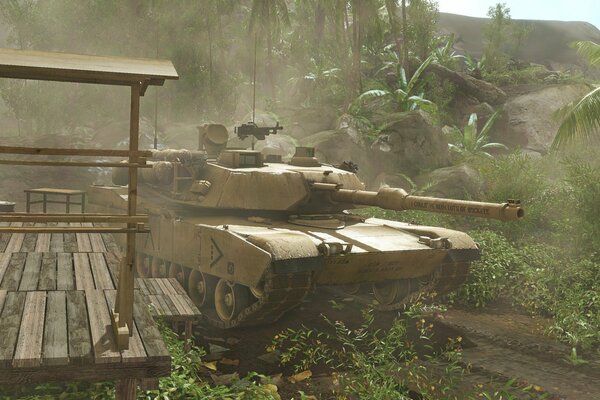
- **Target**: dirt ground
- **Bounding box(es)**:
[193,290,600,400]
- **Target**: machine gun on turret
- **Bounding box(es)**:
[234,121,283,141]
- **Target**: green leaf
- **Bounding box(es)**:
[552,86,600,149]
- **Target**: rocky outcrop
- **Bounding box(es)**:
[279,106,337,139]
[438,13,600,77]
[415,164,484,199]
[300,129,377,179]
[371,110,450,176]
[428,63,507,105]
[494,84,592,153]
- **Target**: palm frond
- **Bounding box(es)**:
[407,95,432,105]
[356,89,391,102]
[479,110,500,138]
[552,86,600,149]
[406,54,435,95]
[480,142,508,150]
[572,41,600,66]
[463,113,477,148]
[398,67,408,88]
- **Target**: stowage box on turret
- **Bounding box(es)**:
[87,123,523,328]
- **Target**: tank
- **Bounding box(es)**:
[87,123,523,329]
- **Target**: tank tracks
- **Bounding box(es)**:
[203,270,313,329]
[325,262,470,311]
[136,255,313,329]
[138,254,468,327]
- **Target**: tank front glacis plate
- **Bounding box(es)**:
[189,216,479,286]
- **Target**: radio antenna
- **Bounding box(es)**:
[252,32,257,124]
[251,32,258,150]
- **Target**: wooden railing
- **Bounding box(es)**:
[0,82,146,350]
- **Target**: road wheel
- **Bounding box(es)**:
[188,271,216,308]
[372,279,411,305]
[214,279,251,321]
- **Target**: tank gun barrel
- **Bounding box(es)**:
[329,187,524,221]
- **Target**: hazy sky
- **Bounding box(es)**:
[437,0,600,29]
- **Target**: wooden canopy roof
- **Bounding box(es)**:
[0,48,178,88]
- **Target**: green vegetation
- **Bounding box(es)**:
[361,151,600,351]
[271,305,551,399]
[445,111,507,160]
[483,3,531,73]
[553,41,600,148]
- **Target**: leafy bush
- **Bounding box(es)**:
[271,309,466,400]
[452,230,521,307]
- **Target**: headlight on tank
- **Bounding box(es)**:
[318,241,353,256]
[418,236,452,249]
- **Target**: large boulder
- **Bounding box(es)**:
[279,106,337,139]
[371,110,450,176]
[427,63,507,105]
[300,129,375,180]
[415,164,484,199]
[494,84,592,153]
[92,118,155,149]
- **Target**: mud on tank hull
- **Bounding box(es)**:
[87,185,479,328]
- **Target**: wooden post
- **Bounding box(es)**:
[115,379,137,400]
[113,82,141,349]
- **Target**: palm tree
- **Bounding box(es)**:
[552,41,600,149]
[249,0,290,98]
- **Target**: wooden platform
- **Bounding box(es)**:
[0,223,120,254]
[137,278,200,322]
[137,278,202,350]
[0,251,171,388]
[0,289,170,384]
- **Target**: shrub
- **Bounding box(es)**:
[451,230,521,307]
[271,308,466,400]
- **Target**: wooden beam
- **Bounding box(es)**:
[0,146,152,157]
[0,214,147,224]
[0,227,149,234]
[0,159,150,168]
[113,81,141,348]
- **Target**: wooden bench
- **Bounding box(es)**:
[136,278,202,350]
[25,188,86,214]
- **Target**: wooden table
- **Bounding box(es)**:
[25,188,86,213]
[136,278,202,350]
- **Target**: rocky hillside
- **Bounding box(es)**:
[439,12,600,75]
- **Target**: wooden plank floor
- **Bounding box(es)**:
[0,227,172,386]
[0,252,121,291]
[0,288,170,384]
[0,223,120,254]
[137,278,201,322]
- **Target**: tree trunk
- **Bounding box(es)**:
[385,0,402,59]
[267,29,275,99]
[351,6,361,95]
[401,0,409,75]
